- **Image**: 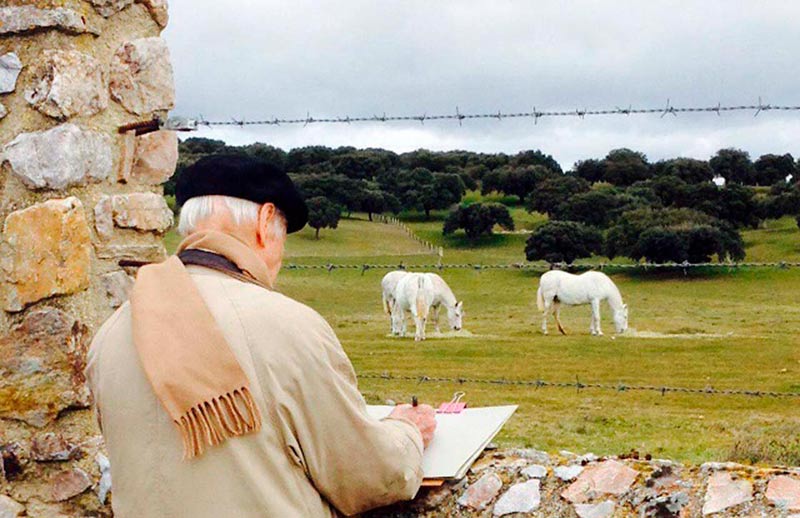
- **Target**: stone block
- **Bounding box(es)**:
[117,130,137,183]
[522,464,548,478]
[31,433,80,462]
[561,459,638,504]
[0,308,91,427]
[0,6,99,36]
[574,500,615,518]
[0,52,22,94]
[2,124,112,190]
[492,479,541,516]
[25,50,108,120]
[0,495,24,518]
[94,196,115,240]
[102,271,134,308]
[96,453,112,504]
[89,0,135,17]
[1,197,92,311]
[457,473,502,511]
[110,37,175,115]
[702,471,752,515]
[49,468,92,502]
[766,475,800,511]
[132,130,178,184]
[138,0,169,27]
[0,102,6,121]
[95,243,166,263]
[110,192,173,232]
[555,464,584,481]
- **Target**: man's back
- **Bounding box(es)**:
[87,266,423,518]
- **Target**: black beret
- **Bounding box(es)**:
[176,154,308,234]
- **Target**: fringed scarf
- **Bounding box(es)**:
[130,230,270,459]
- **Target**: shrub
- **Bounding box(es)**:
[481,165,555,203]
[602,148,651,186]
[753,153,795,186]
[526,175,590,216]
[604,208,745,263]
[525,221,602,264]
[306,196,341,239]
[551,189,617,228]
[633,227,687,263]
[653,158,714,184]
[709,148,754,184]
[443,202,514,239]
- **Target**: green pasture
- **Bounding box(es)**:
[164,213,800,464]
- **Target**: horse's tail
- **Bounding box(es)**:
[536,285,545,311]
[416,276,430,319]
[382,292,390,314]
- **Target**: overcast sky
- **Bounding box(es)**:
[164,1,800,170]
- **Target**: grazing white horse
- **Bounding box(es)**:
[536,270,628,336]
[381,270,408,331]
[426,273,464,332]
[392,273,435,341]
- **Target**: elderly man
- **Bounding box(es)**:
[86,154,436,517]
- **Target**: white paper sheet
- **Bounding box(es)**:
[367,404,517,479]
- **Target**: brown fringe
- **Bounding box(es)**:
[175,387,262,459]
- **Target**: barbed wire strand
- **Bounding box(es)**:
[284,261,800,274]
[190,99,799,128]
[357,372,800,399]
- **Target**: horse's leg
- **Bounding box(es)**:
[591,299,603,336]
[398,308,407,337]
[554,302,566,335]
[541,300,550,335]
[432,305,440,334]
[414,313,426,341]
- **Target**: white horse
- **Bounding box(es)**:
[536,270,628,336]
[392,273,435,341]
[426,273,464,332]
[381,271,408,332]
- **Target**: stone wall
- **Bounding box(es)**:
[368,450,800,517]
[0,1,175,516]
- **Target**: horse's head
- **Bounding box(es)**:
[447,301,464,331]
[613,303,629,334]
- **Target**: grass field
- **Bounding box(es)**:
[164,212,800,465]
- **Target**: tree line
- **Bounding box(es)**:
[169,138,800,262]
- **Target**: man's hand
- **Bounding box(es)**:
[389,403,436,448]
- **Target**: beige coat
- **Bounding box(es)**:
[86,266,424,517]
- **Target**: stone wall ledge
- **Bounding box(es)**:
[366,449,800,517]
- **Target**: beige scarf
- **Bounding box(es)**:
[130,230,270,459]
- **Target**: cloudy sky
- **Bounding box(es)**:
[164,1,800,170]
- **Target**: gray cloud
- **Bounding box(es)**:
[164,0,800,169]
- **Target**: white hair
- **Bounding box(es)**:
[178,195,286,239]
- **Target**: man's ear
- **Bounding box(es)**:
[256,203,277,245]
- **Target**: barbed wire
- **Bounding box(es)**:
[357,372,800,399]
[284,261,800,274]
[183,98,799,129]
